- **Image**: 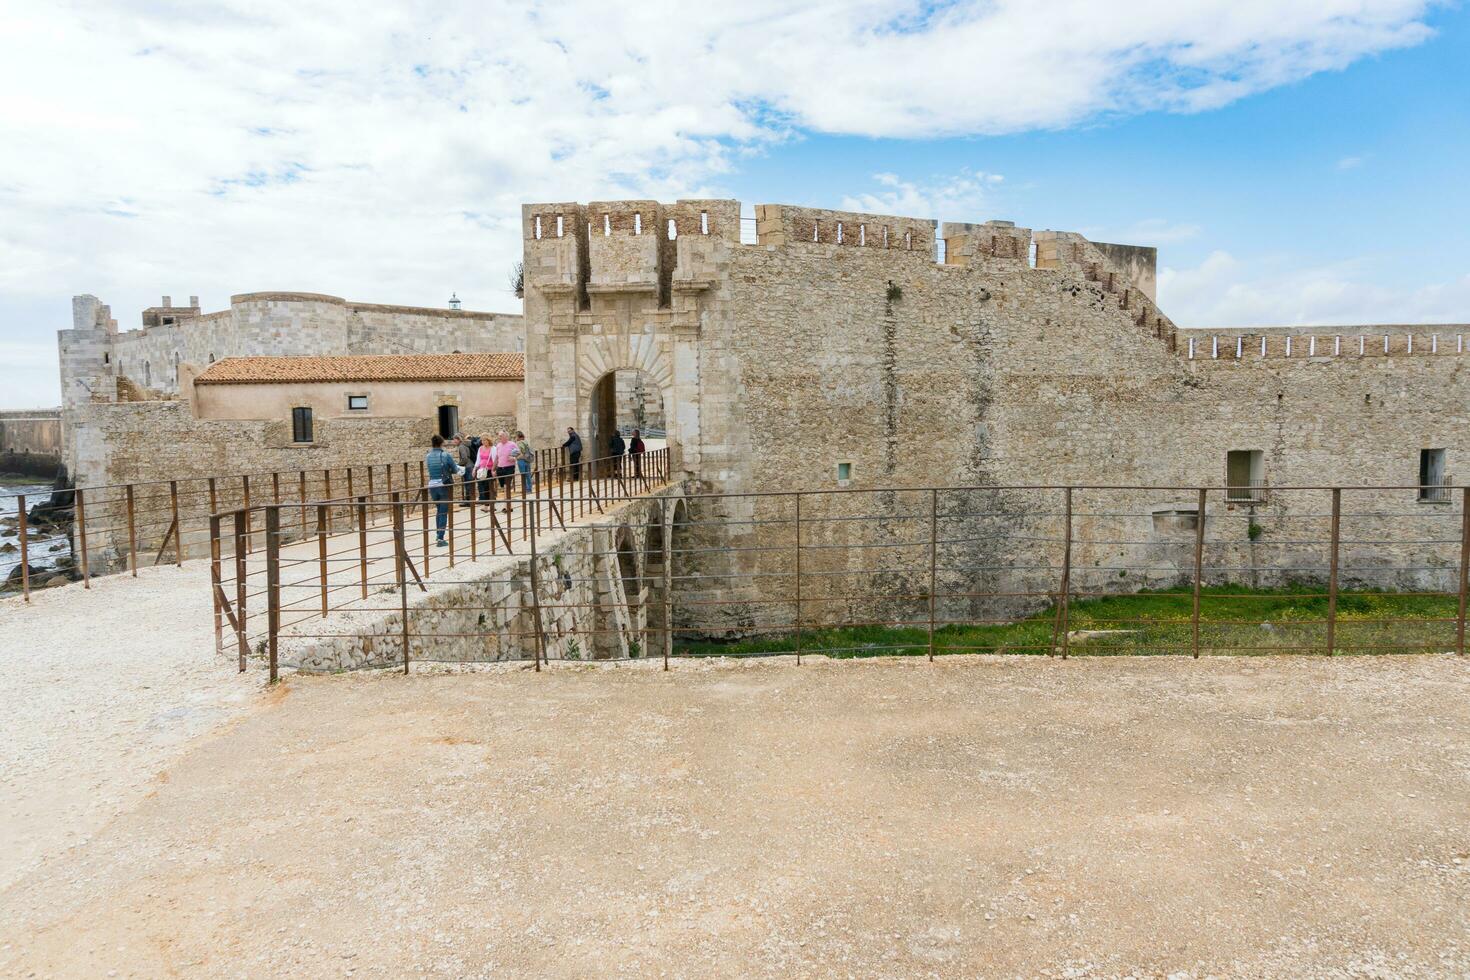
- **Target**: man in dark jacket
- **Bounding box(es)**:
[456,432,479,507]
[608,430,626,477]
[562,427,583,481]
[629,429,646,478]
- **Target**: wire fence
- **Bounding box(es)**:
[210,480,1470,681]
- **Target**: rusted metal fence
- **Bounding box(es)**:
[1,445,640,601]
[210,480,1469,681]
[205,449,672,679]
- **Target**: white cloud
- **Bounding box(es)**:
[1337,155,1366,169]
[0,0,1441,405]
[841,169,1005,219]
[1159,250,1470,327]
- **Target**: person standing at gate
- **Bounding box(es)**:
[425,434,464,547]
[629,428,646,479]
[563,427,583,481]
[608,429,626,477]
[455,431,478,508]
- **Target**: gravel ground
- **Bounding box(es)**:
[2,653,1468,977]
[0,562,262,892]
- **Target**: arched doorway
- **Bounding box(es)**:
[587,368,667,464]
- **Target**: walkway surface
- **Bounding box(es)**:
[1,654,1468,976]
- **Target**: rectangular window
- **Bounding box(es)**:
[1225,450,1264,503]
[1419,448,1447,502]
[437,405,459,439]
[836,461,852,485]
[291,407,313,444]
[346,394,368,412]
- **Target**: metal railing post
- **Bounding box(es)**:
[928,488,937,662]
[74,486,90,587]
[420,487,429,576]
[1059,487,1073,660]
[233,509,249,672]
[1192,488,1206,658]
[794,493,802,665]
[1458,487,1470,657]
[168,480,182,564]
[265,505,281,684]
[447,479,456,568]
[210,513,222,653]
[528,493,546,671]
[357,496,369,600]
[16,493,29,601]
[1326,488,1341,655]
[317,503,329,617]
[392,494,410,674]
[125,484,137,575]
[663,497,673,671]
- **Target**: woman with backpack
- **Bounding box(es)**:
[424,434,464,547]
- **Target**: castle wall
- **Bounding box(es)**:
[522,198,1470,638]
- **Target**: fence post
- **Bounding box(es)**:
[447,480,456,568]
[468,482,478,561]
[420,486,430,576]
[1192,488,1206,658]
[168,480,182,565]
[1326,488,1341,655]
[1458,486,1470,657]
[794,493,802,665]
[322,469,333,533]
[317,503,329,617]
[74,486,90,587]
[393,494,409,675]
[928,488,938,662]
[357,496,370,599]
[265,505,281,684]
[125,484,137,575]
[210,513,222,654]
[233,509,249,673]
[298,471,307,537]
[16,493,28,601]
[528,491,546,671]
[1059,487,1073,660]
[663,497,673,671]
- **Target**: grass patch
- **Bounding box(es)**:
[673,585,1462,659]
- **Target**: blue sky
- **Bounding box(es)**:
[1,0,1467,408]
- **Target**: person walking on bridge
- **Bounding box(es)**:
[514,430,534,494]
[425,434,464,547]
[563,427,583,481]
[629,429,646,479]
[608,429,626,478]
[492,430,517,495]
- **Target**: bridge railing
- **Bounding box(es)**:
[1,446,665,602]
[204,448,672,678]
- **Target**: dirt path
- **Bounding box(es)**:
[1,654,1467,977]
[0,562,264,892]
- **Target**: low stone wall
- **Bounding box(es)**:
[282,491,673,672]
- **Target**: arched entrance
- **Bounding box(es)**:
[587,368,668,463]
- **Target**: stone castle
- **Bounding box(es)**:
[55,198,1470,633]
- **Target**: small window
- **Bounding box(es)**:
[1226,450,1264,503]
[437,405,459,439]
[534,215,543,239]
[292,407,313,444]
[1419,448,1447,502]
[161,316,174,325]
[836,461,853,485]
[103,352,109,364]
[347,394,369,412]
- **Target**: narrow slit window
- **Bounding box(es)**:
[813,222,820,242]
[882,226,889,247]
[836,221,844,243]
[667,218,677,240]
[292,407,314,444]
[700,210,709,235]
[859,223,866,246]
[634,212,642,235]
[534,215,543,239]
[555,215,564,237]
[904,231,912,250]
[1419,448,1447,501]
[603,213,611,236]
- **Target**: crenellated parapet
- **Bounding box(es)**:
[1036,230,1179,352]
[755,203,935,252]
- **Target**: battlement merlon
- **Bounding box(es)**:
[756,204,936,251]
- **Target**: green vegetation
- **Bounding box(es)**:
[673,585,1462,659]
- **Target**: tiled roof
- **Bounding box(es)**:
[193,353,524,385]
